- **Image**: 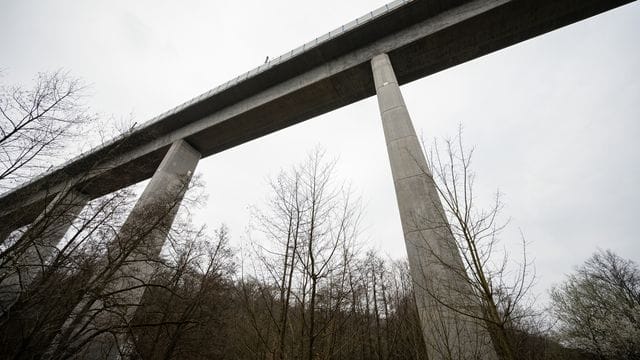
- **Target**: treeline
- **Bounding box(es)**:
[2,220,627,359]
[132,240,428,359]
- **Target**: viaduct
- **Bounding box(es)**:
[0,0,634,358]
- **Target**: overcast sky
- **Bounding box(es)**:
[2,0,639,306]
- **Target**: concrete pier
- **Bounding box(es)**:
[106,139,201,321]
[0,189,89,310]
[56,139,201,359]
[371,53,496,359]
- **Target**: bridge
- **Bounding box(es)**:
[0,0,633,228]
[0,0,634,358]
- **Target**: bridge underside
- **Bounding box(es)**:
[0,0,634,229]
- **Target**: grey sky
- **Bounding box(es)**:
[1,0,639,305]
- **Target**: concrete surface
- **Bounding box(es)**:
[372,53,496,359]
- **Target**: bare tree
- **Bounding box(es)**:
[45,173,203,359]
[551,249,640,359]
[0,164,204,360]
[243,148,361,360]
[0,71,90,191]
[130,224,237,359]
[415,128,537,359]
[0,187,136,359]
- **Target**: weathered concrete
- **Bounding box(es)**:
[0,0,634,231]
[372,53,496,358]
[0,189,89,311]
[49,140,201,359]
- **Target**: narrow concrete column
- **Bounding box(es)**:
[59,140,201,359]
[0,189,89,310]
[107,139,200,318]
[371,53,496,359]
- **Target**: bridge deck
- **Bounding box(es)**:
[0,0,634,228]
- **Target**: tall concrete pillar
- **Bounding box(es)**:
[0,189,89,310]
[371,53,496,359]
[55,139,201,359]
[106,139,200,320]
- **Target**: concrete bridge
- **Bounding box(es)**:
[0,0,634,358]
[0,0,632,229]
